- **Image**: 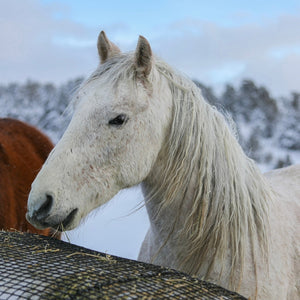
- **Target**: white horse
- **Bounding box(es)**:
[26,31,300,299]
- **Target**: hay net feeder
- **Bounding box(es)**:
[0,231,246,299]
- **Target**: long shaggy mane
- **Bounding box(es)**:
[149,58,273,289]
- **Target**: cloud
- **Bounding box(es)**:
[152,14,300,95]
[0,1,299,97]
[0,0,100,83]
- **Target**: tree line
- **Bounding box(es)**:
[0,78,299,171]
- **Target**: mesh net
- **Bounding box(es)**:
[0,231,246,299]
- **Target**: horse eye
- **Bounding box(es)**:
[108,114,128,126]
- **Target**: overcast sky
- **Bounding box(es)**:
[1,0,300,96]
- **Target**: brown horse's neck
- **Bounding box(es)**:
[0,118,59,238]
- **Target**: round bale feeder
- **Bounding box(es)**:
[0,231,246,299]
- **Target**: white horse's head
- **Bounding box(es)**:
[26,31,172,231]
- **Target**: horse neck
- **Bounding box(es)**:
[142,91,272,286]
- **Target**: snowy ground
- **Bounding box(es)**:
[61,185,149,260]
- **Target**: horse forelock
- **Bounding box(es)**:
[86,54,138,87]
[70,54,139,109]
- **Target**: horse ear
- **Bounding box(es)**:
[97,31,121,64]
[135,35,152,78]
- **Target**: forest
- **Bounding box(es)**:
[0,78,299,171]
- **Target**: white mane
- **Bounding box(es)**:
[144,58,273,289]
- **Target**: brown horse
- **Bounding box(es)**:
[0,118,58,237]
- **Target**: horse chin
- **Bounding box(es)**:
[52,208,79,232]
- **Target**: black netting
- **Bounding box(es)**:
[0,231,246,299]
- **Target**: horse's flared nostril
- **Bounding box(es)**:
[34,193,54,221]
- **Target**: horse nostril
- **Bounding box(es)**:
[34,193,54,221]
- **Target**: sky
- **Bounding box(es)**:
[1,0,300,96]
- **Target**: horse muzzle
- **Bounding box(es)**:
[26,193,78,231]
